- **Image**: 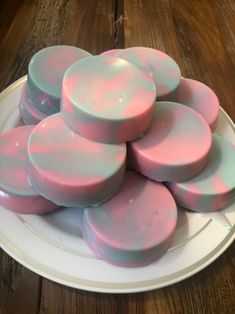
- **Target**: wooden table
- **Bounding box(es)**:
[0,0,235,313]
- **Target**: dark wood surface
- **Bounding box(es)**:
[0,0,235,313]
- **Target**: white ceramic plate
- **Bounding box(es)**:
[0,77,234,294]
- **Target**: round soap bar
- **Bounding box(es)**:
[116,47,181,100]
[81,171,177,267]
[27,45,92,114]
[27,113,126,207]
[19,83,48,125]
[61,55,156,143]
[0,126,58,214]
[128,101,212,182]
[175,78,220,131]
[100,49,122,56]
[167,134,235,212]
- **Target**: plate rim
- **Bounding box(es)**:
[0,76,234,294]
[1,222,235,294]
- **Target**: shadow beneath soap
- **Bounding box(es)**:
[177,79,194,104]
[222,201,235,214]
[15,116,25,127]
[42,206,84,238]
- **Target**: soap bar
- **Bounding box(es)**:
[27,45,92,114]
[81,171,177,267]
[0,126,58,214]
[100,49,122,56]
[116,47,181,100]
[128,101,212,182]
[167,134,235,212]
[61,55,156,143]
[19,83,48,125]
[174,78,220,131]
[27,113,126,207]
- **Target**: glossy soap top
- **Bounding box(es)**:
[62,55,156,120]
[81,171,177,267]
[177,135,235,193]
[28,45,92,99]
[175,78,220,131]
[117,47,181,99]
[61,55,156,143]
[28,113,126,185]
[167,134,235,211]
[100,49,122,56]
[128,101,212,182]
[27,113,126,206]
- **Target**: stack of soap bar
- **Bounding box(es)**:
[61,55,156,143]
[81,171,177,267]
[27,113,126,207]
[1,45,234,268]
[0,126,58,214]
[20,45,91,124]
[116,47,181,100]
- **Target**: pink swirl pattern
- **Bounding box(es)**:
[81,171,177,267]
[27,113,126,207]
[61,55,156,143]
[0,126,58,214]
[128,101,212,182]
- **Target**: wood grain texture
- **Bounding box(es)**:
[0,251,41,314]
[0,0,116,91]
[61,0,116,54]
[0,0,235,313]
[124,0,235,121]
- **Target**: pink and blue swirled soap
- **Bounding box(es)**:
[0,45,234,268]
[20,45,91,124]
[61,55,156,143]
[0,126,58,214]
